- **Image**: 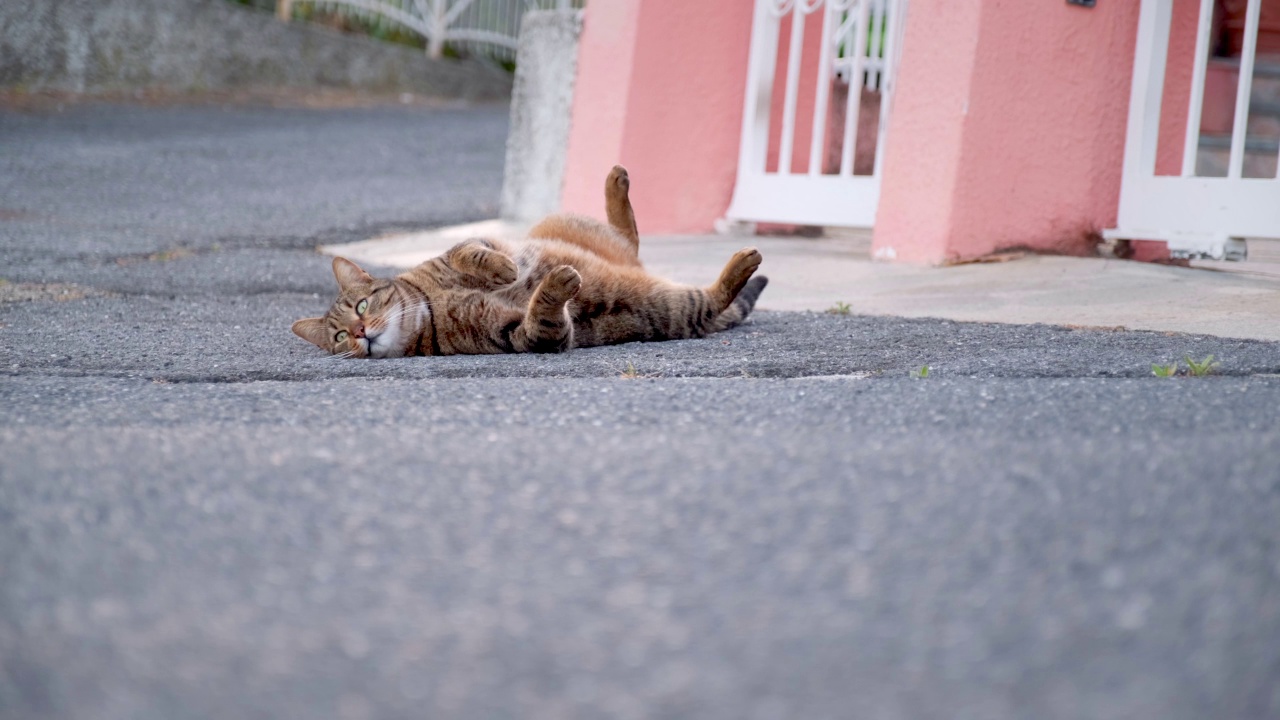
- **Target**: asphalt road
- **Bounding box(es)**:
[2,102,1279,720]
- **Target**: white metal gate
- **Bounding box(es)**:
[1107,0,1280,260]
[723,0,906,229]
[277,0,582,61]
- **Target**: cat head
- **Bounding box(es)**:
[292,257,414,358]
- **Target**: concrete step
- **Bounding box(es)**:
[1211,57,1280,105]
[1248,58,1280,138]
[1247,99,1280,138]
[1200,57,1280,135]
[1196,133,1280,177]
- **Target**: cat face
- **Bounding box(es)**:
[292,257,411,358]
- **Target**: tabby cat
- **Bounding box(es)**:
[292,166,767,358]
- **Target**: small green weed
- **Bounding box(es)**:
[911,365,930,378]
[1185,354,1219,377]
[619,361,661,380]
[826,301,852,316]
[1151,362,1178,378]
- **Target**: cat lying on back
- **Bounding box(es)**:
[292,166,767,358]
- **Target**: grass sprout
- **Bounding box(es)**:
[618,361,661,380]
[1184,354,1219,377]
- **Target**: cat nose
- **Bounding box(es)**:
[350,323,365,339]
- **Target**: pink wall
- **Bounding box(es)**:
[873,0,1142,264]
[869,2,983,263]
[563,0,1159,265]
[1156,0,1201,176]
[560,0,753,233]
[558,2,642,190]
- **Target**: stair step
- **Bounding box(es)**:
[1196,134,1279,178]
[1212,57,1280,78]
[1198,134,1280,152]
[1255,99,1280,116]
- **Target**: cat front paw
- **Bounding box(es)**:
[540,265,582,304]
[487,255,519,286]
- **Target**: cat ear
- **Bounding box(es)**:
[332,257,373,290]
[292,317,330,349]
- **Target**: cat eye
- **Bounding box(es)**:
[335,330,349,343]
[356,299,369,315]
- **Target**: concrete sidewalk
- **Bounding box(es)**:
[324,222,1280,342]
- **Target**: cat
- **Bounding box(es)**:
[292,166,767,358]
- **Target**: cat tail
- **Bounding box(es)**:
[713,275,768,332]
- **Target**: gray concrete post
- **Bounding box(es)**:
[499,9,584,223]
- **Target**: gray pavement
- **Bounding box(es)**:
[2,102,1279,720]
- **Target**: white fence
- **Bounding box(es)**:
[724,0,907,230]
[1106,0,1280,260]
[278,0,583,61]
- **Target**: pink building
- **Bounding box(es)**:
[559,0,1280,265]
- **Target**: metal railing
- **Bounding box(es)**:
[277,0,584,61]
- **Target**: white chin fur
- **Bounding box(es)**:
[367,310,404,358]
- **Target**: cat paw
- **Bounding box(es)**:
[456,244,518,286]
[540,265,582,304]
[607,165,630,195]
[487,256,519,286]
[729,247,763,279]
[713,247,763,306]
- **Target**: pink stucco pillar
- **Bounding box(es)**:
[872,0,1142,264]
[560,0,753,233]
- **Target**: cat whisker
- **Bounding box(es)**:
[380,301,430,327]
[393,300,431,318]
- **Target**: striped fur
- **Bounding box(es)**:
[293,166,767,358]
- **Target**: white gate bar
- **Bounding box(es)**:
[872,0,903,179]
[867,0,885,90]
[1229,0,1262,178]
[443,28,521,47]
[835,11,856,51]
[1181,0,1215,176]
[442,0,478,28]
[725,0,904,229]
[778,7,809,176]
[840,0,871,176]
[1113,176,1280,235]
[808,4,836,176]
[736,1,780,175]
[730,174,881,225]
[302,0,433,36]
[1125,0,1172,183]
